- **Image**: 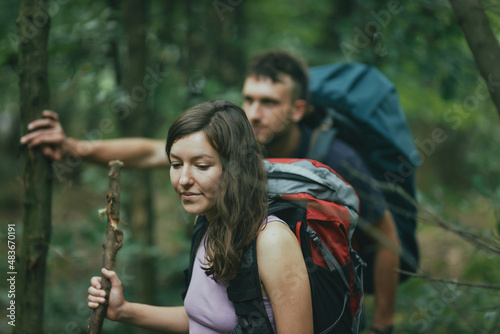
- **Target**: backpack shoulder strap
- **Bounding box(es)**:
[183,217,274,333]
[307,108,338,164]
[227,239,275,334]
[182,216,209,300]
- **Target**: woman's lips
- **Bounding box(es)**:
[181,192,199,200]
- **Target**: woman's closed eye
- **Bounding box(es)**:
[196,164,211,171]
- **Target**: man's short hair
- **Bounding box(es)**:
[246,49,309,102]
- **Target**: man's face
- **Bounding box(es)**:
[242,75,297,145]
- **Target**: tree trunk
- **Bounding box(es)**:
[449,0,500,119]
[121,0,158,310]
[207,1,246,86]
[16,0,52,333]
[106,0,122,86]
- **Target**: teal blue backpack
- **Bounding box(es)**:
[306,62,419,287]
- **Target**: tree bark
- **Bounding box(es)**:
[449,0,500,119]
[207,1,246,86]
[16,0,52,333]
[121,0,158,308]
[88,160,124,334]
[106,0,122,86]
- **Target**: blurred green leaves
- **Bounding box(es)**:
[1,1,500,333]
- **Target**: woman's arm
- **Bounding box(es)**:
[88,268,189,333]
[257,221,314,334]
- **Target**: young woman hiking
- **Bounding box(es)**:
[87,100,313,333]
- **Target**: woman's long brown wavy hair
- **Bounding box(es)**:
[166,100,268,281]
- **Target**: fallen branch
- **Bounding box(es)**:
[418,209,500,256]
[88,160,125,334]
[397,269,500,290]
[343,161,500,256]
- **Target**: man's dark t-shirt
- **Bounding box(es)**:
[290,124,387,226]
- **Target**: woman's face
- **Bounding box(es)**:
[169,131,223,221]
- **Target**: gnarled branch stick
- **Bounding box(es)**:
[88,160,125,334]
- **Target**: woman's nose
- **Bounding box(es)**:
[179,166,193,186]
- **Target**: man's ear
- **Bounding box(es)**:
[291,99,308,122]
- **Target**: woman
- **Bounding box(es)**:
[87,100,313,333]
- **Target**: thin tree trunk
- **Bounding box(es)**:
[106,0,122,86]
[184,0,193,78]
[449,0,500,119]
[88,160,124,334]
[16,0,52,333]
[207,1,246,86]
[121,0,158,310]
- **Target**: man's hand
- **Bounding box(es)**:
[20,110,68,161]
[20,110,168,168]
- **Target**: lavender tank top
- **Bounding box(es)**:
[184,216,283,333]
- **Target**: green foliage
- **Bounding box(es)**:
[1,0,500,333]
[392,251,500,334]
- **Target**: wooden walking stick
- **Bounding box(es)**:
[88,160,125,334]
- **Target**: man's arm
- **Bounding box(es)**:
[20,110,169,169]
[371,210,400,333]
[66,137,168,169]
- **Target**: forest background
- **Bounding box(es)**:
[0,0,500,333]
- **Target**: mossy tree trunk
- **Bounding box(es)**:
[16,0,52,333]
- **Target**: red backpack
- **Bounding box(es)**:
[184,159,364,333]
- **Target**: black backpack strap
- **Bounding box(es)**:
[227,240,274,334]
[181,216,209,300]
[308,108,338,164]
[306,226,350,289]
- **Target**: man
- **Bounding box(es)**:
[21,49,399,334]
